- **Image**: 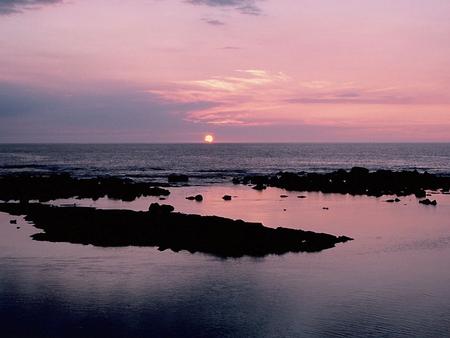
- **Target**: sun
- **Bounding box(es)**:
[204,134,214,143]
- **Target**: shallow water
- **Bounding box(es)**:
[1,185,450,337]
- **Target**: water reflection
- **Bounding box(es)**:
[1,186,450,337]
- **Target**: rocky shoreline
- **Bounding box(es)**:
[233,167,450,197]
[0,203,352,257]
[0,174,170,202]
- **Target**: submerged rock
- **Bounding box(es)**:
[222,195,232,201]
[0,203,353,258]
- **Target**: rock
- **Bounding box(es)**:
[222,195,232,201]
[10,219,17,224]
[414,189,427,198]
[419,199,437,206]
[159,197,166,200]
[297,195,307,199]
[280,195,288,198]
[323,207,329,210]
[148,203,174,214]
[168,174,189,183]
[195,194,203,202]
[148,187,171,196]
[186,196,195,200]
[0,203,353,258]
[0,174,170,202]
[230,168,450,198]
[386,198,401,203]
[350,167,370,176]
[232,177,241,185]
[16,227,20,229]
[252,183,266,191]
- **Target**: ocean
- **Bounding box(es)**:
[1,143,450,183]
[1,143,450,337]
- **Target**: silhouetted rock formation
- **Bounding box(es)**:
[0,174,170,202]
[222,195,232,201]
[419,199,437,206]
[386,198,401,203]
[234,168,450,197]
[168,174,189,183]
[0,203,352,258]
[186,194,203,202]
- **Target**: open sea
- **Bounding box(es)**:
[1,143,450,337]
[1,143,450,183]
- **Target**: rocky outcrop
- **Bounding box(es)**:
[0,174,170,202]
[233,168,450,197]
[419,199,437,206]
[0,203,353,258]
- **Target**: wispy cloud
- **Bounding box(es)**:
[186,0,262,16]
[202,18,226,26]
[0,0,63,15]
[147,71,445,127]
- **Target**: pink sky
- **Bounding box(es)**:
[0,0,449,142]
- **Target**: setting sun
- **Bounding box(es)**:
[204,134,214,143]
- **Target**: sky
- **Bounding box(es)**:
[0,0,449,142]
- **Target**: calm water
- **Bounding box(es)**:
[1,143,450,183]
[1,144,450,337]
[1,186,450,337]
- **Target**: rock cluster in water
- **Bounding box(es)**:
[233,167,450,197]
[0,174,170,202]
[0,203,352,258]
[419,199,437,206]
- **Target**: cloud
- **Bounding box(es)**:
[0,81,217,142]
[186,0,262,16]
[202,18,226,26]
[147,69,290,125]
[0,0,63,15]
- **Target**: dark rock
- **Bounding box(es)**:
[10,219,17,224]
[16,227,20,229]
[148,187,171,197]
[0,203,353,258]
[168,174,189,183]
[195,194,203,202]
[386,198,401,203]
[232,168,450,198]
[350,167,370,176]
[252,184,266,191]
[148,203,174,214]
[414,189,427,198]
[223,195,232,201]
[297,195,307,199]
[280,195,288,198]
[323,207,329,210]
[419,199,437,206]
[0,174,170,202]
